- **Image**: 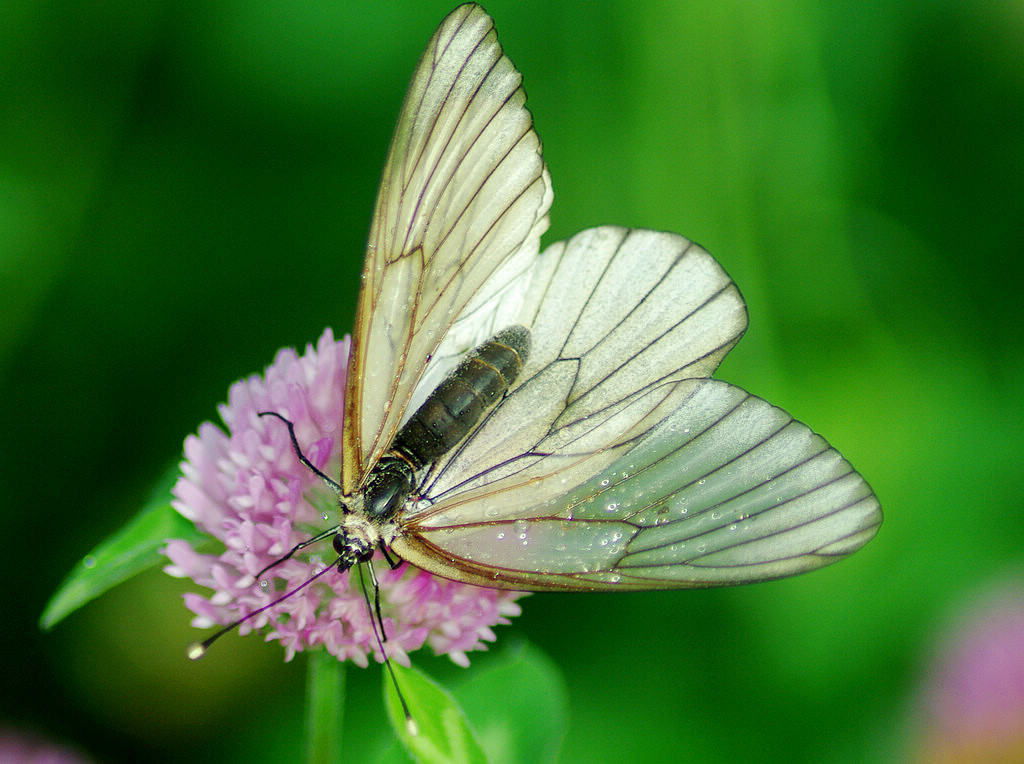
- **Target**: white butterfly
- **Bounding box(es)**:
[306,3,880,593]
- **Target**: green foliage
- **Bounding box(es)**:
[378,645,567,764]
[305,651,346,764]
[383,662,488,764]
[449,643,567,764]
[39,464,209,630]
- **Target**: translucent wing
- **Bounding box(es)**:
[396,378,881,590]
[390,227,881,589]
[343,4,553,492]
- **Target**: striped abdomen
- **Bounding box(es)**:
[362,325,530,519]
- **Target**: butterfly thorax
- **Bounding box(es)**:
[361,452,418,520]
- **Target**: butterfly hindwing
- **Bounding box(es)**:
[395,378,880,590]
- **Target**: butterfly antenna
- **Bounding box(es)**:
[256,411,414,733]
[358,563,417,736]
[254,525,343,581]
[187,557,341,660]
[258,411,343,494]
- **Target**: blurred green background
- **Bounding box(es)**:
[3,0,1022,761]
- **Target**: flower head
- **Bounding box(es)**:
[0,725,93,764]
[915,576,1024,762]
[163,328,525,667]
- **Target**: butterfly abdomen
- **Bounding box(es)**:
[395,325,530,467]
[362,325,530,519]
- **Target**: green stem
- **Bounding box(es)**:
[304,650,345,764]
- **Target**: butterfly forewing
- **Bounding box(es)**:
[343,4,553,493]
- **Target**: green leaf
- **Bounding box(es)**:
[39,462,210,629]
[383,661,488,764]
[305,650,346,764]
[453,642,568,764]
[376,642,569,764]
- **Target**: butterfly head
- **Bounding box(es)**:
[331,512,378,571]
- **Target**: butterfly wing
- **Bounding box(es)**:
[391,227,881,589]
[343,4,553,493]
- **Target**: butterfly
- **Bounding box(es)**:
[221,2,878,614]
[294,2,882,594]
